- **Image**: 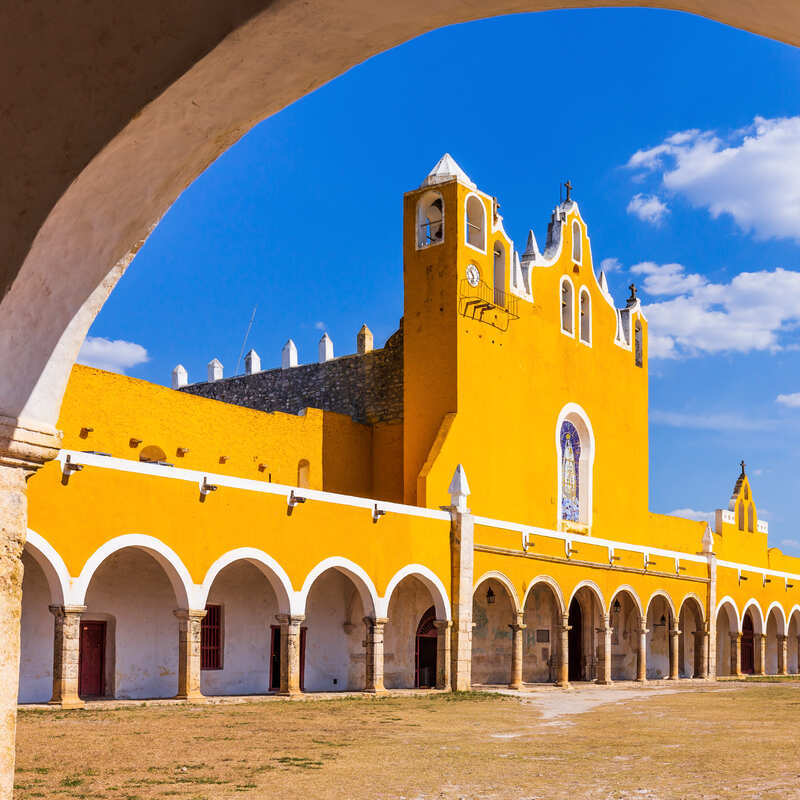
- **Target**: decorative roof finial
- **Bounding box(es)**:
[628,283,637,302]
[740,459,746,477]
[564,180,573,203]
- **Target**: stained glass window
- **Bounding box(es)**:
[560,420,580,522]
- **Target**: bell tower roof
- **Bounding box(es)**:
[421,153,476,190]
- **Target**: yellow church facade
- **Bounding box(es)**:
[18,156,800,707]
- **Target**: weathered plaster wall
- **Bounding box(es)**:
[679,605,701,678]
[522,584,560,683]
[384,576,436,689]
[716,607,735,676]
[18,553,52,703]
[202,561,277,696]
[610,595,639,681]
[84,549,178,699]
[645,597,670,679]
[304,570,365,692]
[471,579,512,685]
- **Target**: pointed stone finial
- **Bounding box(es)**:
[171,364,188,390]
[702,524,714,555]
[598,270,610,295]
[448,464,471,512]
[421,153,477,190]
[207,358,223,382]
[318,332,334,363]
[244,349,261,375]
[521,229,539,261]
[281,339,298,369]
[357,324,373,355]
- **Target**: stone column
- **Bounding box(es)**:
[433,620,451,690]
[508,612,525,690]
[276,614,304,695]
[363,616,387,693]
[558,613,570,687]
[448,465,473,692]
[669,626,680,681]
[698,630,709,679]
[778,634,788,676]
[597,614,612,684]
[756,633,766,676]
[49,605,87,708]
[731,633,742,677]
[637,627,648,682]
[174,609,206,700]
[0,417,61,800]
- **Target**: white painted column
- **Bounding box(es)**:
[276,614,304,695]
[174,609,206,700]
[433,620,451,690]
[49,605,87,708]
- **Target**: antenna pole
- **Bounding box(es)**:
[235,306,257,375]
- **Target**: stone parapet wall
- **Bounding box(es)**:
[180,327,403,425]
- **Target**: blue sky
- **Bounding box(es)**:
[84,8,800,552]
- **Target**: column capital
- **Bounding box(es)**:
[49,605,86,617]
[669,626,681,636]
[0,415,62,474]
[777,633,787,642]
[639,627,650,636]
[173,608,207,622]
[363,616,389,627]
[275,613,305,626]
[433,619,452,630]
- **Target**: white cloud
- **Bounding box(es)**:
[600,257,622,273]
[650,409,777,432]
[77,336,149,374]
[632,262,800,358]
[777,393,800,407]
[626,193,669,224]
[668,508,714,524]
[628,117,800,241]
[780,539,800,553]
[314,321,326,331]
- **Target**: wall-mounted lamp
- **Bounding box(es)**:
[79,427,93,439]
[654,614,667,628]
[176,447,189,457]
[287,489,306,515]
[219,456,229,464]
[61,455,84,485]
[612,598,621,613]
[258,463,268,472]
[199,476,218,500]
[372,503,386,524]
[129,438,143,448]
[486,587,496,605]
[787,583,795,590]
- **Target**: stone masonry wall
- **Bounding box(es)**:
[180,326,403,425]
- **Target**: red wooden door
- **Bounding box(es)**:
[415,606,437,688]
[78,621,106,698]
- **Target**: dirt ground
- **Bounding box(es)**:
[14,681,800,799]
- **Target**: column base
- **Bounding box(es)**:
[48,697,84,709]
[277,689,303,697]
[364,687,388,695]
[555,680,570,688]
[595,679,612,685]
[173,692,205,702]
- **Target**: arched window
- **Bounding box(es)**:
[572,220,582,263]
[579,289,591,344]
[297,459,310,488]
[748,503,755,533]
[465,195,486,251]
[737,499,745,531]
[557,406,594,529]
[139,445,166,464]
[416,191,444,248]
[561,277,574,335]
[493,241,506,306]
[634,320,643,367]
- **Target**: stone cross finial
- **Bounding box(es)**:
[740,459,746,476]
[448,464,471,512]
[244,349,261,375]
[207,358,223,382]
[564,180,573,202]
[628,283,637,302]
[318,333,334,363]
[357,324,373,355]
[281,339,298,369]
[171,364,188,389]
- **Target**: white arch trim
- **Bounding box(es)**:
[715,596,741,633]
[200,548,294,614]
[555,402,596,530]
[473,570,521,613]
[380,564,450,621]
[678,592,707,625]
[609,584,644,619]
[645,589,677,621]
[741,598,765,634]
[788,605,800,629]
[765,601,787,635]
[297,556,379,618]
[521,575,566,615]
[25,529,70,606]
[74,534,196,608]
[567,579,606,614]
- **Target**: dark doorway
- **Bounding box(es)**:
[568,597,583,681]
[269,625,307,691]
[741,613,755,674]
[78,621,106,698]
[415,606,437,688]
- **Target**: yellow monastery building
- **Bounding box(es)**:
[17,155,800,707]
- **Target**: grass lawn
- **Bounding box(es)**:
[14,683,800,799]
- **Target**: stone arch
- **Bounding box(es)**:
[764,602,787,675]
[24,529,70,606]
[715,596,739,677]
[741,599,765,635]
[473,570,521,613]
[560,275,575,335]
[645,590,676,622]
[74,534,194,608]
[465,192,486,251]
[764,601,787,635]
[645,590,675,680]
[566,579,604,682]
[522,576,565,683]
[200,548,293,615]
[567,579,606,614]
[472,572,518,685]
[381,564,450,620]
[609,586,643,681]
[298,557,378,618]
[522,575,566,616]
[678,593,706,679]
[610,585,644,620]
[416,189,444,248]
